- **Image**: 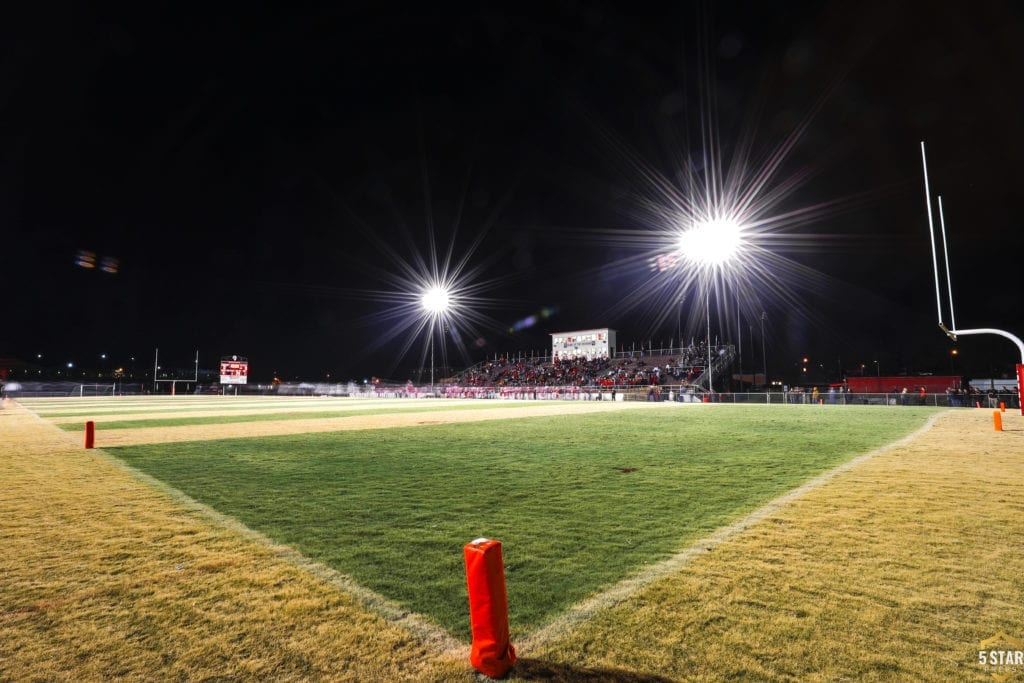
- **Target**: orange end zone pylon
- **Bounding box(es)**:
[464,538,515,678]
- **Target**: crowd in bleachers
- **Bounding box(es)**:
[948,385,1020,409]
[455,344,715,389]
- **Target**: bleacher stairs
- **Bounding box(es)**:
[689,344,736,391]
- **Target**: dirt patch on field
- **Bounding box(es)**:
[79,400,659,447]
[41,398,441,424]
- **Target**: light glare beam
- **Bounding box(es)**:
[676,218,744,268]
[333,197,523,379]
[570,70,889,352]
[421,285,452,315]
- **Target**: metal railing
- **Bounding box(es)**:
[6,381,1017,410]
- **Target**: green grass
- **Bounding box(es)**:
[108,405,939,640]
[55,402,542,431]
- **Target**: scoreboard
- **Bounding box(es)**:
[219,356,249,384]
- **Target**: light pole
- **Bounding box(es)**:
[421,285,451,395]
[676,217,745,397]
[735,293,743,390]
[760,311,767,389]
[705,289,713,394]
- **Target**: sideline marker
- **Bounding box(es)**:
[1000,402,1006,412]
[993,411,1003,432]
[464,538,515,678]
[85,421,95,449]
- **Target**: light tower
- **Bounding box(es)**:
[676,217,745,395]
[421,285,451,394]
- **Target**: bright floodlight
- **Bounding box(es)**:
[677,218,743,267]
[421,285,451,315]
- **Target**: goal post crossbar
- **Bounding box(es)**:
[922,141,1024,414]
[74,384,116,397]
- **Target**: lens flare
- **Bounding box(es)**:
[574,65,883,350]
[421,286,451,315]
[294,153,526,380]
[677,217,744,269]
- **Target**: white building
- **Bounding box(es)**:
[550,329,616,360]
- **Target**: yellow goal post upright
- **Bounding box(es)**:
[921,141,1024,415]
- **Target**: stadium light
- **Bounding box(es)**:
[421,286,451,315]
[676,217,746,394]
[676,218,744,269]
[421,285,452,393]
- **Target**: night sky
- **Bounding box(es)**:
[4,2,1023,383]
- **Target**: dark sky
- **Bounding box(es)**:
[4,2,1023,383]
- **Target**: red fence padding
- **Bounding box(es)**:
[1017,364,1024,416]
[464,538,515,678]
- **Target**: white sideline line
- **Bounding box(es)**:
[517,410,949,654]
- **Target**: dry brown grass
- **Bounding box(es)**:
[0,405,469,681]
[519,409,1024,681]
[39,396,486,424]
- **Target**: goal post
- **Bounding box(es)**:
[153,379,198,395]
[921,141,1024,414]
[74,384,116,397]
[152,348,202,395]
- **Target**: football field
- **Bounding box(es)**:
[3,395,1022,681]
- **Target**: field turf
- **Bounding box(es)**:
[106,404,939,640]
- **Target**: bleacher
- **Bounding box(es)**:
[454,345,735,390]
